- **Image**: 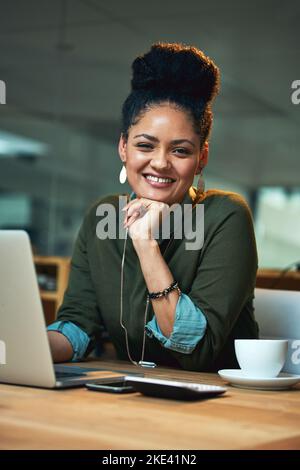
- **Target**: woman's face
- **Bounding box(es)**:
[118,104,209,206]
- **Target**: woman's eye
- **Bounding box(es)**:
[136,143,153,150]
[136,144,190,155]
[174,148,190,155]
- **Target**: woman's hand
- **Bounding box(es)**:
[122,197,178,338]
[122,198,170,242]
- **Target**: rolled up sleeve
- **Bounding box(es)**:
[145,293,207,354]
[47,321,90,362]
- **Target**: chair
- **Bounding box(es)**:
[254,288,300,374]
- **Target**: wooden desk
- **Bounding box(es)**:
[0,360,299,450]
[256,268,300,291]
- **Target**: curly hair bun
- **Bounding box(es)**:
[131,42,220,104]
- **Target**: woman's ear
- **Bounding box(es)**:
[196,141,209,174]
[118,133,127,164]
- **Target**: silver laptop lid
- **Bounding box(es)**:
[0,230,56,388]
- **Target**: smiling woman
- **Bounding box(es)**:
[47,42,259,372]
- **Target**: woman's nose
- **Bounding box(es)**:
[150,152,171,171]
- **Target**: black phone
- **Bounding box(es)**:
[85,377,136,394]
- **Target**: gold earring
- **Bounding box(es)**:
[197,168,205,193]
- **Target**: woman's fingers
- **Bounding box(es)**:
[127,202,143,217]
[122,199,141,212]
[123,201,142,227]
[125,201,147,219]
[122,198,169,231]
[122,200,139,215]
[124,210,141,227]
[122,198,152,213]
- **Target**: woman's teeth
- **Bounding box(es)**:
[145,175,174,183]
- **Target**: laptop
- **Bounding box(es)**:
[0,230,133,389]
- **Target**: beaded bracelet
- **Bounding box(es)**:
[147,280,182,300]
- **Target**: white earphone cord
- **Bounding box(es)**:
[120,227,149,367]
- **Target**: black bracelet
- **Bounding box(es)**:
[147,280,181,300]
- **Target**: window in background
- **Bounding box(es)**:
[0,192,37,249]
[0,193,31,227]
[255,187,300,268]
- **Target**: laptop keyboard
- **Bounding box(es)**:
[55,371,87,378]
[54,365,145,380]
[54,365,89,379]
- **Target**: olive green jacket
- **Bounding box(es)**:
[57,187,259,371]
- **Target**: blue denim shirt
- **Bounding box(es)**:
[47,293,207,361]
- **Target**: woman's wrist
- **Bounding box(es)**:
[132,237,159,254]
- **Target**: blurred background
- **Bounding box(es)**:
[0,0,299,268]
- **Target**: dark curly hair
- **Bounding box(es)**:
[120,42,220,149]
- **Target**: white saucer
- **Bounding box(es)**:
[218,369,300,390]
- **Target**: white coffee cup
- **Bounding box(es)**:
[234,339,288,378]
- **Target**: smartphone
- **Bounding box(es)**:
[85,377,136,394]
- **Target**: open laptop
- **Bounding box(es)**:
[0,230,132,389]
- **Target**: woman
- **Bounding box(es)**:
[47,42,258,371]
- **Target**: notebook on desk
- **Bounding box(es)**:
[0,230,140,389]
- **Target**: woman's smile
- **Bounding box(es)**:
[142,172,176,189]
